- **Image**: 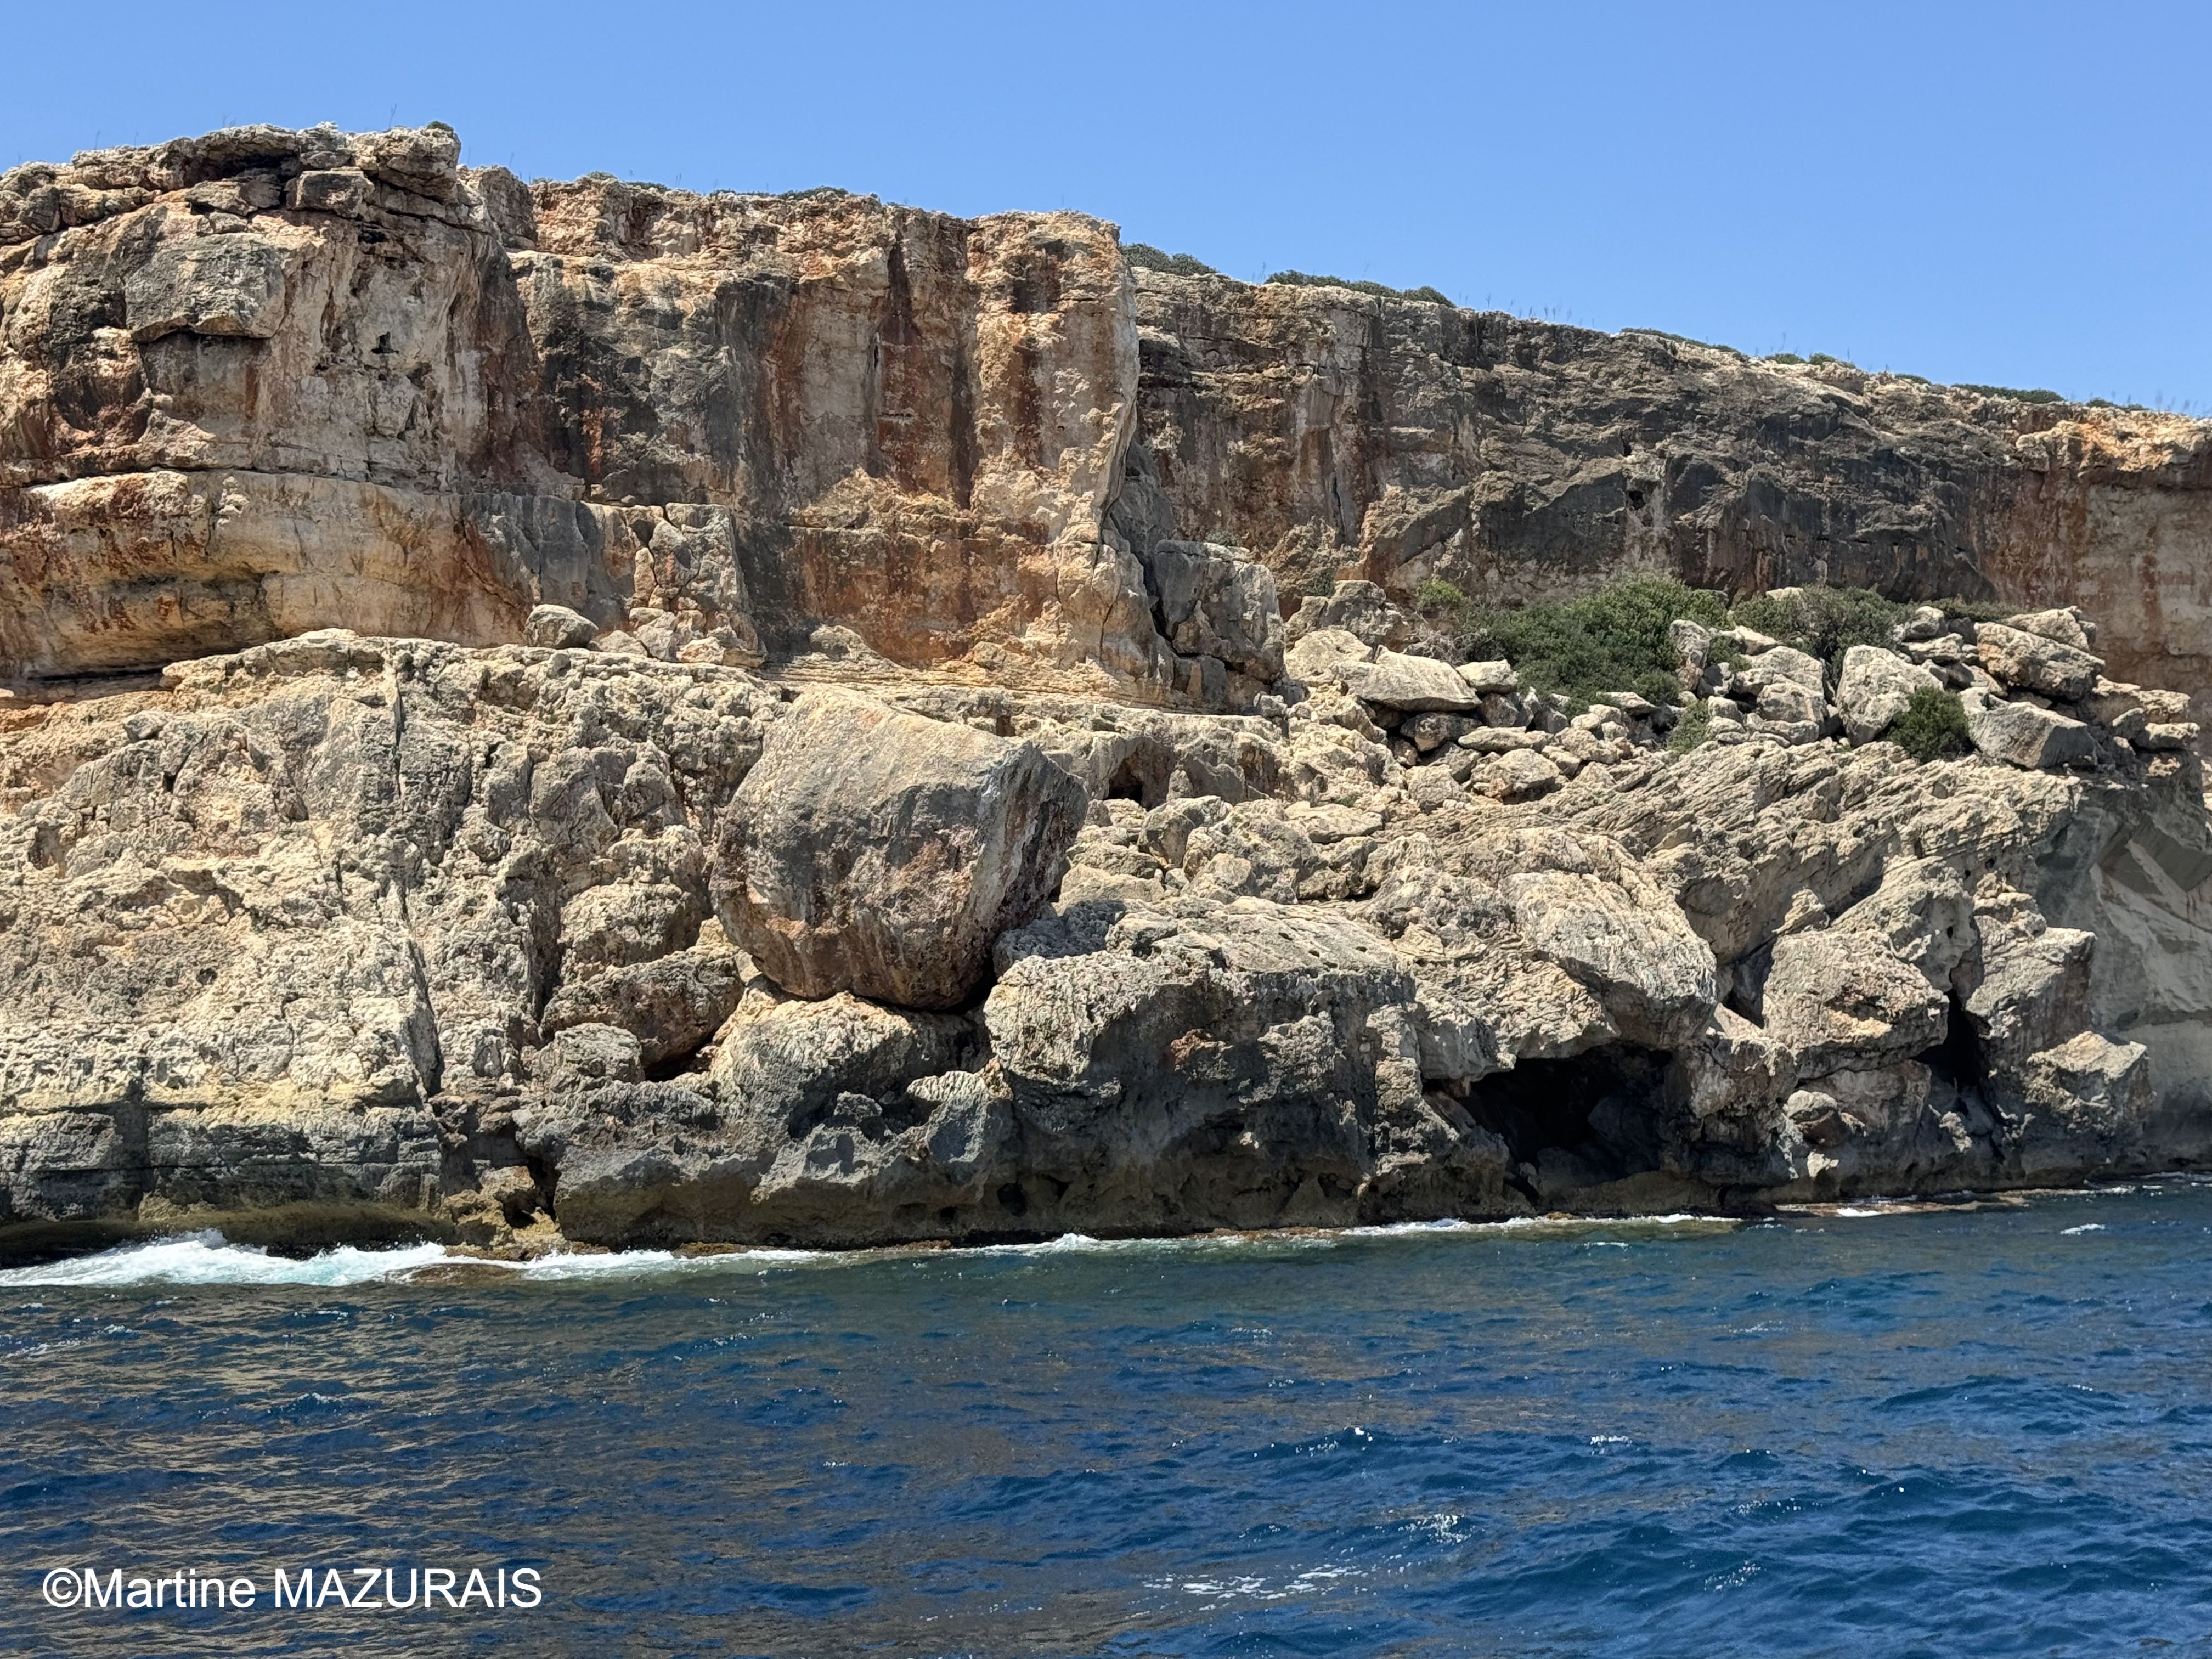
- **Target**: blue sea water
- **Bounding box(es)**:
[3,1186,2211,1658]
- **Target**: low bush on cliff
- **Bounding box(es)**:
[1732,586,2011,679]
[1126,244,1220,277]
[1444,580,2017,710]
[1731,586,1905,678]
[1888,687,1973,761]
[1454,577,1730,708]
[1265,271,1454,306]
[1415,579,1470,614]
[1666,698,1715,753]
[1957,383,2066,405]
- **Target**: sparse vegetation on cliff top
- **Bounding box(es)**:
[1125,244,1219,277]
[1957,383,2066,404]
[1265,270,1454,306]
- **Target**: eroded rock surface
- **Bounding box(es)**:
[712,687,1085,1008]
[1,603,2208,1257]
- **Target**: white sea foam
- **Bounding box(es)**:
[0,1206,1745,1289]
[0,1231,454,1289]
[0,1231,838,1289]
[2061,1223,2108,1235]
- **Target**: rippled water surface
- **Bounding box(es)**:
[5,1187,2212,1657]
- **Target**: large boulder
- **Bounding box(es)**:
[1346,650,1486,714]
[1974,622,2101,701]
[1759,928,1949,1080]
[1282,626,1377,689]
[2002,607,2096,651]
[1835,645,1942,745]
[1963,693,2098,770]
[713,690,1088,1009]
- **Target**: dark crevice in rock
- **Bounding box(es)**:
[1916,994,1989,1092]
[1724,941,1774,1026]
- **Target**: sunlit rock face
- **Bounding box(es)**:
[11,122,2212,723]
[0,123,1176,701]
[5,122,2212,1260]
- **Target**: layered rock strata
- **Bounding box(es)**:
[8,123,2212,723]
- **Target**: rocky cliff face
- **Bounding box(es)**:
[1119,273,2212,720]
[8,123,2212,719]
[3,123,2211,1261]
[3,597,2208,1257]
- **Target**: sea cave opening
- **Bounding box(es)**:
[1460,1045,1675,1198]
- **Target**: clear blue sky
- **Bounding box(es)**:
[8,0,2207,409]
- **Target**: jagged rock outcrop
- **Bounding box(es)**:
[1,590,2208,1256]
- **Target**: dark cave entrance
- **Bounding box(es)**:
[1104,751,1170,809]
[1460,1045,1675,1198]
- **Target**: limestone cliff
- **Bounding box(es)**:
[1121,273,2212,721]
[4,123,2212,1262]
[7,123,2212,720]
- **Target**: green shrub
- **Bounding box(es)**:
[1667,698,1714,754]
[1730,586,1904,681]
[1126,243,1220,277]
[1957,383,2066,405]
[1415,579,1470,616]
[1304,571,1338,598]
[1266,270,1448,303]
[1766,352,1807,364]
[1808,352,1850,367]
[1456,577,1730,708]
[1204,528,1242,548]
[1887,687,1972,761]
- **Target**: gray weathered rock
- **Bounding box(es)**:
[1836,645,1943,745]
[712,689,1088,1009]
[1282,627,1376,689]
[1964,691,2099,770]
[1141,541,1284,684]
[524,604,599,649]
[2003,607,2096,651]
[1974,623,2103,702]
[1346,650,1486,714]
